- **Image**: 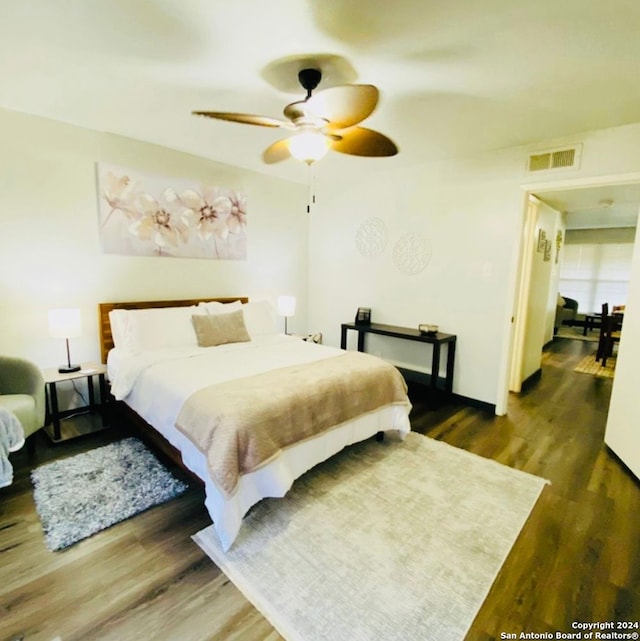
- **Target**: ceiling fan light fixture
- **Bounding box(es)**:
[194,64,395,164]
[288,131,329,165]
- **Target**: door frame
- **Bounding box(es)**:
[508,196,540,392]
[498,171,640,415]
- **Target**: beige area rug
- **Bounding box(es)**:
[556,325,599,342]
[574,353,616,378]
[194,432,548,641]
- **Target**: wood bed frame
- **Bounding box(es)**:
[98,296,248,476]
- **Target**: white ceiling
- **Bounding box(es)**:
[536,184,640,230]
[2,0,640,194]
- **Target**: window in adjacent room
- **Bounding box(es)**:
[559,242,633,313]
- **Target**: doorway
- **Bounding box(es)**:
[506,175,640,479]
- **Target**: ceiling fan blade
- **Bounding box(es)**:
[192,111,290,128]
[262,139,292,164]
[329,127,398,157]
[305,85,379,129]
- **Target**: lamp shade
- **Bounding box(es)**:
[276,295,296,317]
[288,131,329,165]
[48,308,82,339]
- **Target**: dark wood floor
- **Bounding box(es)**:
[1,337,638,640]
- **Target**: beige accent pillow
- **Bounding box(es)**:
[191,310,251,347]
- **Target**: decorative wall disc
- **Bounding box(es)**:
[355,217,389,258]
[392,233,431,275]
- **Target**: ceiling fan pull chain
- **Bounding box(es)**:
[306,164,318,214]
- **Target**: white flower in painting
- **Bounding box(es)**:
[179,187,231,241]
[162,187,180,204]
[227,191,247,234]
[128,193,188,255]
[101,171,140,226]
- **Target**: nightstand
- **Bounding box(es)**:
[41,362,109,443]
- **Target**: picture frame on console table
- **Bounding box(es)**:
[354,307,372,325]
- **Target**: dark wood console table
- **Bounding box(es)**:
[340,322,457,396]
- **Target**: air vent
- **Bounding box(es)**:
[527,145,581,172]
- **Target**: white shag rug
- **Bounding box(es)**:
[194,431,548,641]
[31,437,189,551]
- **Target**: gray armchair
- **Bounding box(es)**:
[0,356,46,451]
[555,295,579,332]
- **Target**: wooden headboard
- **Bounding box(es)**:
[98,297,249,364]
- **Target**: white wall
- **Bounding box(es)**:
[309,121,640,416]
[308,154,526,407]
[605,217,640,478]
[565,227,637,244]
[0,108,308,373]
[521,200,563,382]
[540,203,564,345]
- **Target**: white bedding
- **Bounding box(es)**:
[108,334,412,550]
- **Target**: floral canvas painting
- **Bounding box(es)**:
[96,163,247,259]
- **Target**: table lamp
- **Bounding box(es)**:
[48,308,82,373]
[276,295,296,335]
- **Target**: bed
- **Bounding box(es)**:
[99,297,412,550]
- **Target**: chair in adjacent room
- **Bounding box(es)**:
[554,295,579,333]
[596,304,622,367]
[612,304,626,327]
[0,355,46,453]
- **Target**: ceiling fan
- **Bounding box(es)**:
[192,68,398,165]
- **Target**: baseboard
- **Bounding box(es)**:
[521,368,542,391]
[604,444,640,488]
[407,380,496,414]
[451,393,496,414]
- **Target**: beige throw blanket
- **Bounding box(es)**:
[175,351,410,497]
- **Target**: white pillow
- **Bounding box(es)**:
[199,300,243,315]
[108,309,136,353]
[133,306,205,351]
[242,300,277,337]
[110,305,209,353]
